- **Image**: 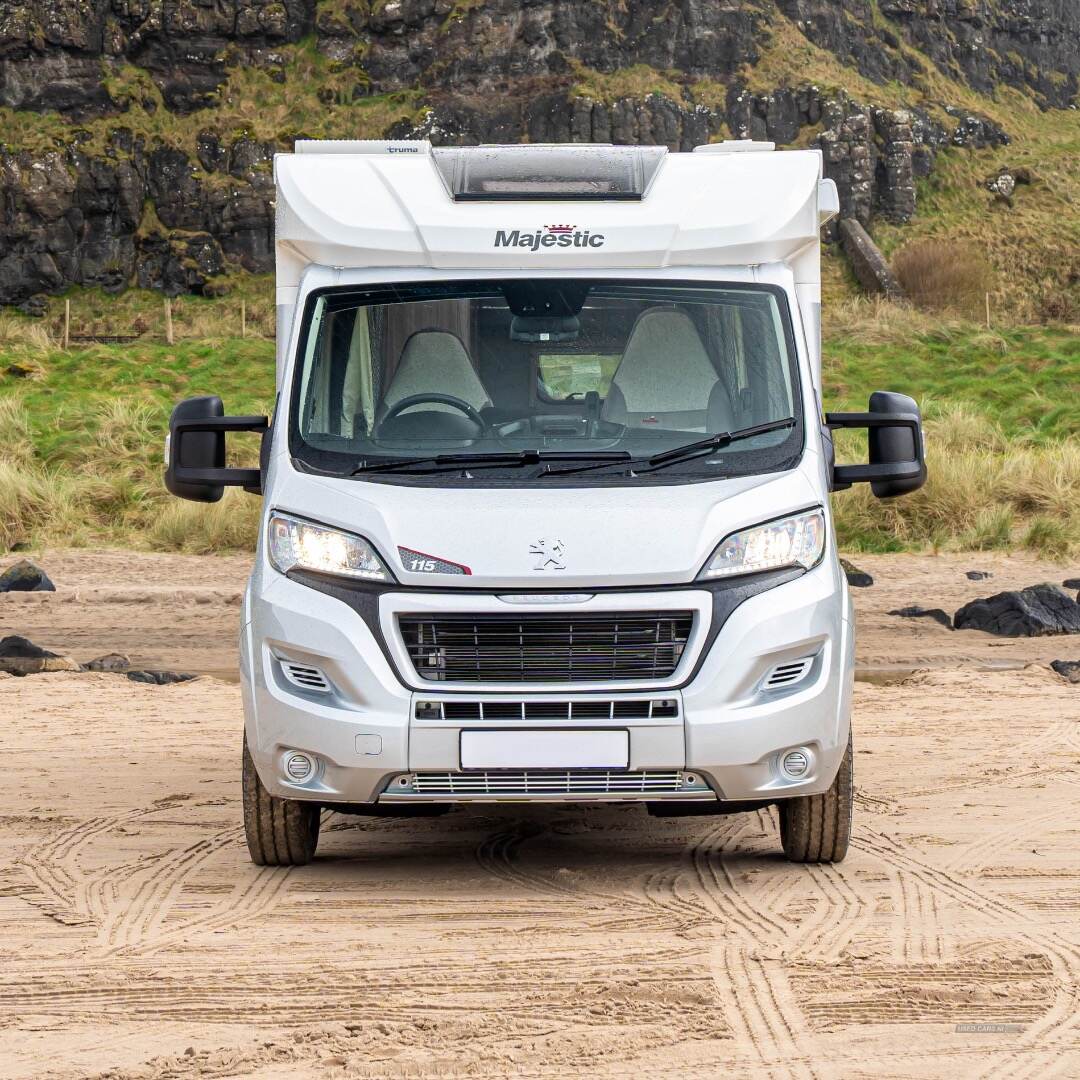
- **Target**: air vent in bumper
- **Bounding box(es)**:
[415,699,679,721]
[762,656,815,691]
[381,770,713,802]
[279,660,331,694]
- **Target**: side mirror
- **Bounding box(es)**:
[825,391,927,499]
[164,395,269,502]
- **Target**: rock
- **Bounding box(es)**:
[888,606,953,629]
[0,635,80,675]
[839,219,905,301]
[15,294,48,317]
[5,360,42,379]
[84,653,131,672]
[840,558,873,587]
[966,571,992,581]
[954,584,1080,638]
[0,560,56,592]
[126,670,196,685]
[1050,661,1080,685]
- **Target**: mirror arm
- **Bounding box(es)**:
[171,415,268,490]
[823,410,925,489]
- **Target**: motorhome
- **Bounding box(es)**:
[164,141,925,866]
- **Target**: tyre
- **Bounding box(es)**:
[778,731,853,863]
[242,734,321,866]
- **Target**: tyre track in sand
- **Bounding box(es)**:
[854,827,1080,1078]
[14,811,154,928]
[472,819,673,932]
[709,944,819,1080]
[97,826,242,956]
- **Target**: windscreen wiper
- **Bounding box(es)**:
[351,449,631,476]
[540,417,797,477]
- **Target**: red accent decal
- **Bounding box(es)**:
[398,546,471,575]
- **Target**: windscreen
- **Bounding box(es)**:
[290,281,803,484]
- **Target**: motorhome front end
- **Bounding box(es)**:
[165,142,925,866]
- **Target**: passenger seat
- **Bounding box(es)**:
[601,309,733,433]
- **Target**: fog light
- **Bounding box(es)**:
[284,751,316,783]
[781,749,810,779]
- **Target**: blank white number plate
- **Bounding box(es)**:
[460,729,629,770]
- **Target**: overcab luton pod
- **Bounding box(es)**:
[164,139,925,865]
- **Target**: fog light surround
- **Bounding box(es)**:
[283,751,317,784]
[780,748,811,780]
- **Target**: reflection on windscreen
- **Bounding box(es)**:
[293,281,800,480]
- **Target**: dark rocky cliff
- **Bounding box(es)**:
[0,0,1075,306]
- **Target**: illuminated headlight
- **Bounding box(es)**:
[699,508,826,580]
[267,512,392,582]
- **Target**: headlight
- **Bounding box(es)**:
[267,512,392,582]
[699,508,826,579]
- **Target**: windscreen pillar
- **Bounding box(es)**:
[274,241,306,389]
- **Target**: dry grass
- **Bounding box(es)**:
[892,240,995,317]
[0,395,260,553]
[832,403,1080,556]
[0,312,56,356]
[148,490,262,554]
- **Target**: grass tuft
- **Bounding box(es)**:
[892,239,995,317]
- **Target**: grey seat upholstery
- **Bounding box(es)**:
[377,330,491,420]
[601,309,733,433]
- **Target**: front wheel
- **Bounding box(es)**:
[242,734,321,866]
[778,731,853,863]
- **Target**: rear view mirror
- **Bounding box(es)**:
[826,391,926,499]
[164,395,268,502]
[510,314,580,343]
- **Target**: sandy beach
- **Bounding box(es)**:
[1,550,1078,1078]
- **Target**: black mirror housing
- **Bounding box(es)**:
[826,391,927,500]
[164,396,268,502]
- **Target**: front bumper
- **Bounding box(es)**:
[241,559,853,806]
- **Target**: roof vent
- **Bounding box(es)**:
[694,140,776,154]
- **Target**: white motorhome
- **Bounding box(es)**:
[165,141,925,866]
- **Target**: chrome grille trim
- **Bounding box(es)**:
[380,770,715,803]
[398,611,694,683]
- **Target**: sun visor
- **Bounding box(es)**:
[432,145,667,201]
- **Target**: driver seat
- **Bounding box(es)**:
[376,330,491,421]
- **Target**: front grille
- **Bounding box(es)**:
[399,612,693,683]
[407,771,700,796]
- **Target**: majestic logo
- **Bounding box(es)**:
[529,538,566,571]
[494,225,605,251]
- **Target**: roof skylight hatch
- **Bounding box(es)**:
[432,145,667,201]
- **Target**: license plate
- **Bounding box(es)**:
[459,729,629,770]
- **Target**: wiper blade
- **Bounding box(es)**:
[541,417,796,477]
[642,416,797,470]
[352,449,631,476]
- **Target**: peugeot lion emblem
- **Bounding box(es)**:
[530,538,566,571]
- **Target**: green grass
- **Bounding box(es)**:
[823,322,1079,443]
[17,339,273,464]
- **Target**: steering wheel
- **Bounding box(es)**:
[375,393,487,436]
